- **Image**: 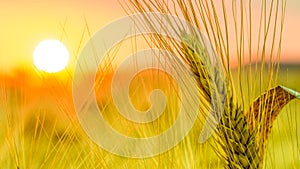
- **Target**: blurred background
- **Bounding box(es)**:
[0,0,299,73]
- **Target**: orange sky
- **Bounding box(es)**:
[0,0,299,73]
[0,0,124,72]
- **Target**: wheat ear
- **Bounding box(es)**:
[181,33,260,169]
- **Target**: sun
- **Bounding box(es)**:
[33,39,69,73]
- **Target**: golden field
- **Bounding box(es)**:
[0,63,299,168]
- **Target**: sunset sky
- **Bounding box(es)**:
[0,0,299,73]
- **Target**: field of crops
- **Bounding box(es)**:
[0,64,299,168]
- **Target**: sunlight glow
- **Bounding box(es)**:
[33,40,69,73]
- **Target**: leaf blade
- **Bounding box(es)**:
[246,85,300,160]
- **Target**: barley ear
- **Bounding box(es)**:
[246,85,300,161]
[218,98,260,169]
[181,32,260,169]
[180,32,227,139]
